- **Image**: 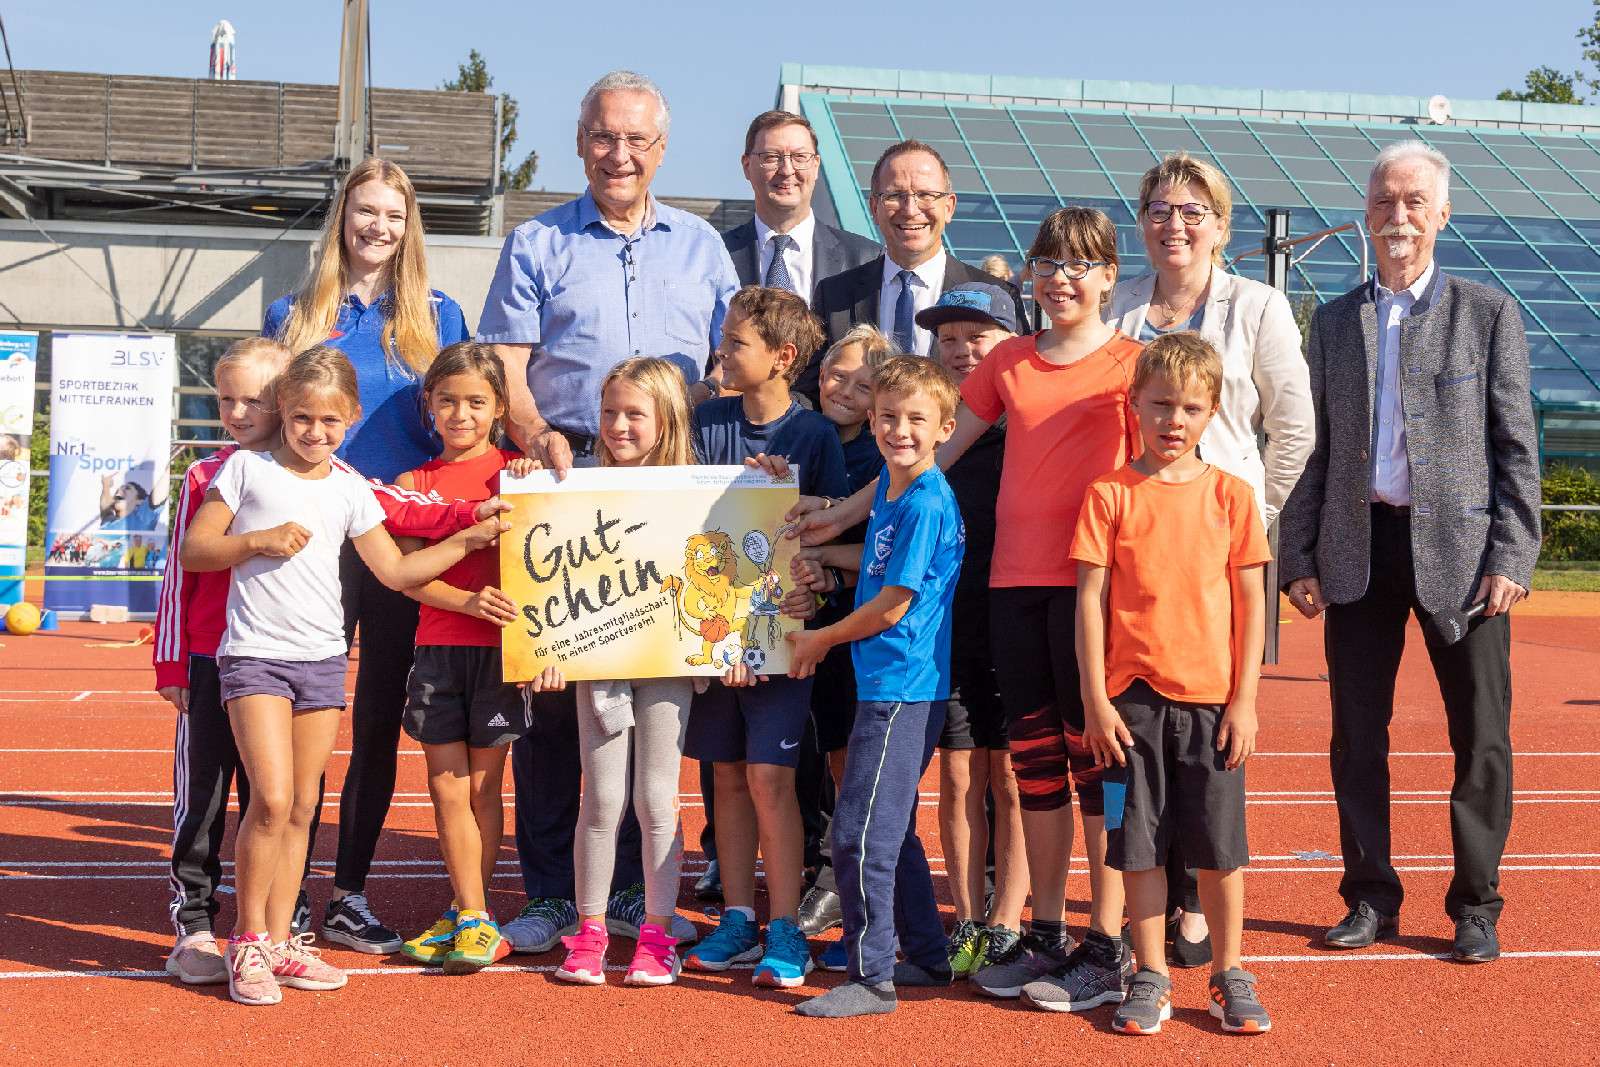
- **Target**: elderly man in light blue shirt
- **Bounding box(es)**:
[479,70,738,472]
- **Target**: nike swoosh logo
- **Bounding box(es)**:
[779,739,798,750]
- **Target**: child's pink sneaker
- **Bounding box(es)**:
[553,920,608,985]
[273,932,348,991]
[226,932,281,1006]
[624,923,681,986]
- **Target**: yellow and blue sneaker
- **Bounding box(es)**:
[400,903,459,965]
[444,911,510,976]
[946,919,984,979]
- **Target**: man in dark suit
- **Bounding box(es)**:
[723,111,881,405]
[1278,142,1541,965]
[699,112,881,907]
[812,139,1026,381]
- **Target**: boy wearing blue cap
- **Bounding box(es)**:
[912,284,1031,978]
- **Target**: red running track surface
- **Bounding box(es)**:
[0,611,1596,1065]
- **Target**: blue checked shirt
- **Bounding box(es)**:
[476,190,739,437]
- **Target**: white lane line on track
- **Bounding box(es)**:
[5,950,1600,981]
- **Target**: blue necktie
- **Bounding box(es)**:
[765,234,796,293]
[892,269,917,354]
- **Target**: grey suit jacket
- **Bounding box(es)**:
[720,218,882,299]
[1277,270,1541,614]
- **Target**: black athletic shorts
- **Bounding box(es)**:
[1103,679,1250,873]
[808,598,858,754]
[403,645,530,749]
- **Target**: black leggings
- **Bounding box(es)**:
[305,541,420,894]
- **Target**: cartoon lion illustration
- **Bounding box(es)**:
[661,530,758,667]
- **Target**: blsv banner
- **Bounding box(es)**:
[499,465,804,682]
[45,333,176,617]
[0,331,39,604]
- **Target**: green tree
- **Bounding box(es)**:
[442,49,538,191]
[1578,1,1600,97]
[1497,65,1585,104]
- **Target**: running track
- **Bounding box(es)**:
[0,606,1596,1065]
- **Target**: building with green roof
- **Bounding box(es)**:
[782,64,1600,463]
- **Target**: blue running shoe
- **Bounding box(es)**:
[817,940,848,972]
[683,909,762,972]
[752,917,813,988]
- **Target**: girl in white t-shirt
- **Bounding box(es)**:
[179,347,507,1006]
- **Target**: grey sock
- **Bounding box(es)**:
[892,959,953,986]
[794,979,898,1017]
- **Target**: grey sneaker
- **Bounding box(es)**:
[606,883,647,938]
[968,930,1073,998]
[503,897,579,954]
[1208,968,1272,1033]
[1019,941,1129,1012]
[1112,967,1174,1035]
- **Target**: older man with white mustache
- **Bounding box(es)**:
[1278,142,1541,964]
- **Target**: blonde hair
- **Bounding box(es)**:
[275,158,440,375]
[596,357,694,468]
[275,346,363,423]
[214,337,291,384]
[1132,331,1224,408]
[871,355,961,423]
[820,323,896,374]
[1138,151,1233,265]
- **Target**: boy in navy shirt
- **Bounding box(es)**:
[787,356,966,1017]
[684,286,849,990]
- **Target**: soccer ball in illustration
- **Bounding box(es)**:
[742,646,766,672]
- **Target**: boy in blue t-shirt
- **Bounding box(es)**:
[683,286,849,990]
[787,356,966,1017]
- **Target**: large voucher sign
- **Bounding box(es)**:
[44,333,176,617]
[499,466,804,682]
[0,331,39,604]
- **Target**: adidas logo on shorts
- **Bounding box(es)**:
[486,712,510,728]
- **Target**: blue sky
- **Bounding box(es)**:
[6,1,1594,198]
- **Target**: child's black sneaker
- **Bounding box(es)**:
[1208,968,1271,1033]
[1112,967,1173,1035]
[322,893,403,954]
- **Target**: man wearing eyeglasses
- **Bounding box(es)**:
[476,69,734,958]
[722,111,882,405]
[478,69,738,476]
[813,140,1026,363]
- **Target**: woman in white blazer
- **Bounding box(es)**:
[1107,152,1314,530]
[1105,151,1315,966]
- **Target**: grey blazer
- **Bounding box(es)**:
[1277,270,1542,614]
[720,218,882,298]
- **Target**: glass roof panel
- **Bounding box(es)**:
[814,92,1600,408]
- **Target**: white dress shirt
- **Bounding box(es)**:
[754,212,816,305]
[1371,261,1434,506]
[877,251,948,356]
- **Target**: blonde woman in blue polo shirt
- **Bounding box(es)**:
[264,157,470,953]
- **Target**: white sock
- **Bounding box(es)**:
[729,906,756,922]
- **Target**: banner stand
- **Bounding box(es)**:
[0,331,39,606]
[43,332,176,621]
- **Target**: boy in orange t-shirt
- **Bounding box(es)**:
[1071,332,1273,1037]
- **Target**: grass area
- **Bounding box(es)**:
[1533,566,1600,592]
